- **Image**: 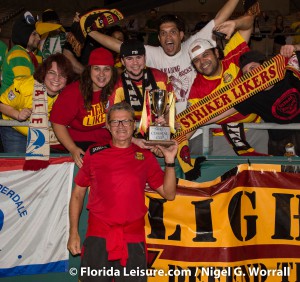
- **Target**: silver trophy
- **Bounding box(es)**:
[145,89,175,147]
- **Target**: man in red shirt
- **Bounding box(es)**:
[187,14,268,156]
[67,102,178,282]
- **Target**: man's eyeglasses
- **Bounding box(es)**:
[47,70,67,80]
[109,119,134,127]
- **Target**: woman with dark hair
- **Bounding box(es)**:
[0,53,74,153]
[50,47,118,167]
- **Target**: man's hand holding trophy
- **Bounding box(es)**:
[139,88,176,147]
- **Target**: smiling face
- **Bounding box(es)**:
[158,22,184,56]
[121,55,145,80]
[107,109,135,147]
[44,62,67,96]
[90,65,113,91]
[192,48,221,77]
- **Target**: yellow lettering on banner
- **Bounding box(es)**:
[144,164,300,281]
[82,103,106,126]
[175,56,287,137]
[180,93,233,128]
[105,14,114,25]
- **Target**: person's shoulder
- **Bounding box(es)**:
[61,80,80,94]
[6,45,28,61]
[88,143,111,156]
[149,67,168,78]
[145,45,164,56]
[0,76,34,103]
[14,76,34,95]
[192,73,205,84]
[8,45,24,52]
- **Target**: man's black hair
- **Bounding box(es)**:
[158,14,185,33]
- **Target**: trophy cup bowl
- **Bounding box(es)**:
[152,89,168,123]
[144,89,175,147]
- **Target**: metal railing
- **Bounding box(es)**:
[1,119,299,156]
[201,123,300,155]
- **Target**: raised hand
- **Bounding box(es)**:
[214,20,236,40]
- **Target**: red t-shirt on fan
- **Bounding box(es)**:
[50,81,111,143]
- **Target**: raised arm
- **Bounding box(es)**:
[63,49,84,75]
[155,141,178,201]
[213,0,240,26]
[88,31,122,53]
[214,14,254,43]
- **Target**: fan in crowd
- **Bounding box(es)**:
[0,12,42,95]
[50,48,118,167]
[0,53,74,153]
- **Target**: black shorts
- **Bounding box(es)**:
[79,236,147,282]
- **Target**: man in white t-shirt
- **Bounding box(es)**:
[83,0,264,167]
[87,0,240,114]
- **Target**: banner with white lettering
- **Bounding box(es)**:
[0,157,74,277]
[145,164,300,281]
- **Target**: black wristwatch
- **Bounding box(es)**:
[165,162,175,167]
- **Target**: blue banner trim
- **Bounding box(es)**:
[0,260,69,277]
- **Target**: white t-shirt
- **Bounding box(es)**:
[145,20,216,113]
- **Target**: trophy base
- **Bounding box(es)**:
[144,140,176,147]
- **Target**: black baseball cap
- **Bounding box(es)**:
[120,39,145,58]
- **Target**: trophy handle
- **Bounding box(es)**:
[164,92,175,116]
[156,92,176,126]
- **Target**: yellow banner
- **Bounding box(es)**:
[174,55,287,138]
[144,164,300,281]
